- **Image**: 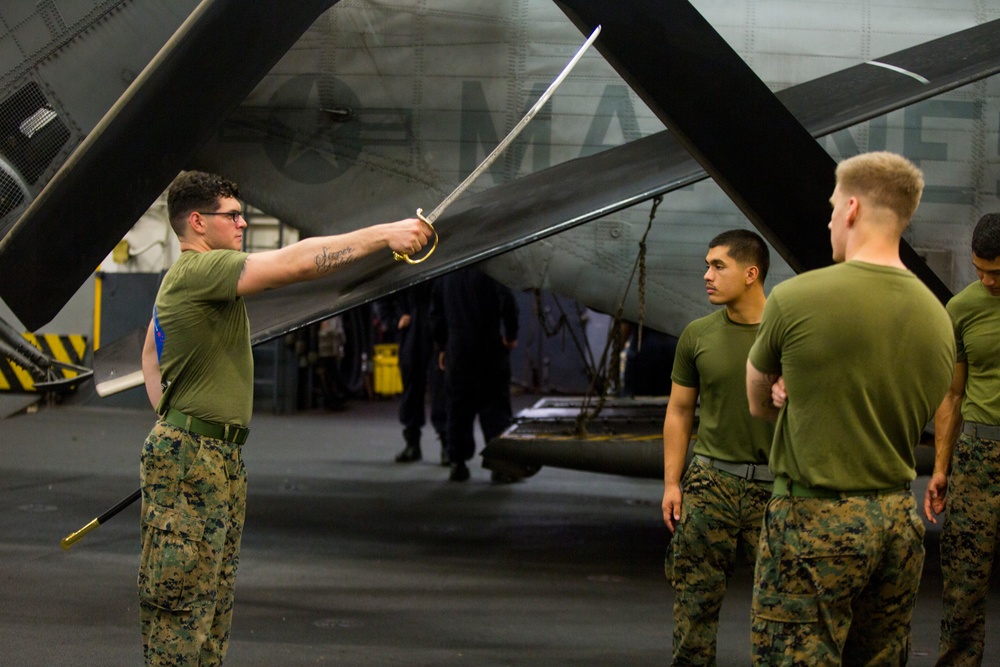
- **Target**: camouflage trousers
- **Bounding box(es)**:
[138,421,248,667]
[751,490,924,666]
[667,457,772,666]
[937,433,1000,666]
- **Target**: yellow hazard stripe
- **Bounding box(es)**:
[0,333,88,392]
[4,355,37,391]
[40,335,77,378]
[70,334,87,360]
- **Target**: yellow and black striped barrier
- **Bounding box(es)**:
[0,333,88,392]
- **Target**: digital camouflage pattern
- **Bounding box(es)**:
[751,492,924,666]
[668,458,772,665]
[139,421,247,666]
[938,433,1000,666]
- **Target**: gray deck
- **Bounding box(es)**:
[1,394,997,665]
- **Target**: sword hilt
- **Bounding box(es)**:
[392,208,439,264]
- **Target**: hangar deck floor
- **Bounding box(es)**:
[1,394,997,666]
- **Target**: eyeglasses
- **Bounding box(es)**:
[198,210,245,223]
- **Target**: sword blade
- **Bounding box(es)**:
[423,24,602,224]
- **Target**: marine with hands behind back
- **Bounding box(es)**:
[746,152,955,665]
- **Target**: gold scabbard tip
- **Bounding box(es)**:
[60,519,99,551]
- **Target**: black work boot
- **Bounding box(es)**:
[448,460,470,482]
[395,430,422,463]
[438,434,450,466]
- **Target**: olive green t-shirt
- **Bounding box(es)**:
[748,261,955,489]
[948,280,1000,424]
[672,309,773,464]
[153,249,252,426]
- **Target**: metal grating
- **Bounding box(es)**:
[0,81,70,185]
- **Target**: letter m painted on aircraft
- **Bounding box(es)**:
[460,81,552,183]
[460,82,642,182]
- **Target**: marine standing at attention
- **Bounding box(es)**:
[924,212,1000,666]
[663,229,775,665]
[139,170,431,666]
[746,151,955,665]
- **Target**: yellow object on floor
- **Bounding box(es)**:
[373,343,403,396]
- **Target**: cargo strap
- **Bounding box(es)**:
[694,454,774,482]
[162,408,249,445]
[772,476,909,499]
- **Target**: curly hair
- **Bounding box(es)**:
[166,171,240,237]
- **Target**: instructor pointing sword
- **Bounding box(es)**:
[59,26,602,666]
[136,173,430,666]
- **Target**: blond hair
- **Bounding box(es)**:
[835,151,924,222]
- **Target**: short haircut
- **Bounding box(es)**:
[166,171,240,237]
[972,212,1000,260]
[835,151,924,222]
[708,229,770,283]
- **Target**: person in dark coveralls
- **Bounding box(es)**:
[746,151,955,665]
[139,170,431,666]
[663,229,774,665]
[924,212,1000,666]
[622,322,676,397]
[432,265,519,482]
[391,280,449,464]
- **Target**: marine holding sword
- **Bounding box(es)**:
[138,170,431,666]
[135,27,600,665]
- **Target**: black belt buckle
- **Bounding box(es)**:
[223,423,249,445]
[745,463,757,480]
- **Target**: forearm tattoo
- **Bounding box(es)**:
[315,246,354,274]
